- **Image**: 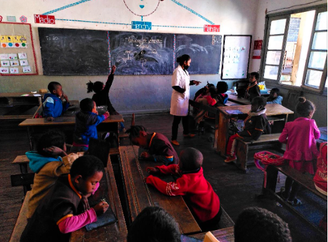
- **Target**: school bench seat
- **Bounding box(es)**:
[11,173,34,196]
[263,165,327,237]
[9,191,31,242]
[12,155,29,174]
[235,133,282,172]
[218,206,235,229]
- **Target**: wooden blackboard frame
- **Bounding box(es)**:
[221,35,252,80]
[0,22,38,76]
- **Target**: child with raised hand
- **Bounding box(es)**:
[71,98,109,152]
[225,96,270,163]
[267,88,283,104]
[244,72,261,101]
[126,125,179,165]
[145,147,221,231]
[21,155,109,242]
[43,82,70,121]
[26,130,83,219]
[279,97,320,206]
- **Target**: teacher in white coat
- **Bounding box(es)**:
[170,54,200,146]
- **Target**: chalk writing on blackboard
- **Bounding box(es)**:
[110,32,174,75]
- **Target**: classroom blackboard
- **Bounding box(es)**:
[38,28,222,76]
[175,34,222,75]
[110,31,174,75]
[39,28,109,76]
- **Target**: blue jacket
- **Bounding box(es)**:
[26,151,62,173]
[42,93,69,118]
[267,95,283,105]
[73,111,107,145]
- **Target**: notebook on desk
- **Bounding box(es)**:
[85,203,117,231]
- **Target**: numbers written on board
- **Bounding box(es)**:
[45,35,59,41]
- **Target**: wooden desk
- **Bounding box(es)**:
[216,104,294,155]
[190,226,235,242]
[0,92,42,119]
[228,94,251,105]
[19,115,124,150]
[70,155,128,241]
[119,145,201,235]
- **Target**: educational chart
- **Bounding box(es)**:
[221,35,251,79]
[175,34,222,74]
[0,23,37,75]
[38,28,222,76]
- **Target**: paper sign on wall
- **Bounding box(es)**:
[0,68,9,73]
[23,66,31,73]
[10,67,19,74]
[1,60,10,66]
[10,60,19,66]
[20,60,28,66]
[18,52,27,59]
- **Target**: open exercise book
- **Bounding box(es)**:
[181,232,220,242]
[85,203,117,231]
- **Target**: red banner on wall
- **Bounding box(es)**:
[204,25,220,32]
[252,40,262,59]
[34,14,55,24]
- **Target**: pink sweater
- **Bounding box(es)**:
[279,117,320,161]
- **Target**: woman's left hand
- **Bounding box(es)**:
[192,80,201,86]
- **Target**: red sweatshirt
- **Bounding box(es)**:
[145,165,220,222]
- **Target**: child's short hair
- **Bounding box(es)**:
[37,130,66,156]
[270,88,280,96]
[127,206,181,242]
[177,54,191,66]
[179,147,203,173]
[216,81,228,94]
[70,155,104,179]
[252,96,267,107]
[48,82,61,93]
[249,72,259,80]
[296,97,316,117]
[234,207,292,242]
[87,81,104,94]
[80,98,95,112]
[125,125,147,140]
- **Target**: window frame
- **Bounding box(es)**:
[260,4,327,95]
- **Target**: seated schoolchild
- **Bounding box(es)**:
[216,81,229,105]
[225,96,270,163]
[43,82,70,121]
[126,125,179,165]
[127,206,181,242]
[234,207,292,242]
[21,155,109,242]
[71,98,109,152]
[267,88,283,104]
[145,147,221,231]
[244,72,261,101]
[26,130,83,219]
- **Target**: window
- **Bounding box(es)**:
[261,5,327,93]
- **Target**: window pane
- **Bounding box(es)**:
[264,65,279,79]
[316,12,327,30]
[266,51,282,65]
[308,51,326,69]
[268,36,284,49]
[312,32,327,50]
[305,69,323,87]
[270,19,286,35]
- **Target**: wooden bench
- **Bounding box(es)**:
[217,206,235,229]
[9,191,31,242]
[12,155,29,174]
[235,133,282,172]
[263,165,327,237]
[11,173,34,196]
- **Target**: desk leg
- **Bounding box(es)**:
[217,112,229,155]
[263,165,278,195]
[27,127,33,150]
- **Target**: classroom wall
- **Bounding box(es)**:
[1,0,327,125]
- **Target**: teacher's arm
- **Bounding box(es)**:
[172,86,185,94]
[190,80,201,86]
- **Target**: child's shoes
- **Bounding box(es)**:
[224,155,237,163]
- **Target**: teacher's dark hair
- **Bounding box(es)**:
[177,55,191,66]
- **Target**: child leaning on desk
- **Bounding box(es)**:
[21,155,109,242]
[145,147,221,231]
[43,81,70,121]
[71,98,109,152]
[126,125,179,165]
[225,96,270,163]
[26,130,83,219]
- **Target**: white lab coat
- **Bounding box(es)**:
[170,65,190,116]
